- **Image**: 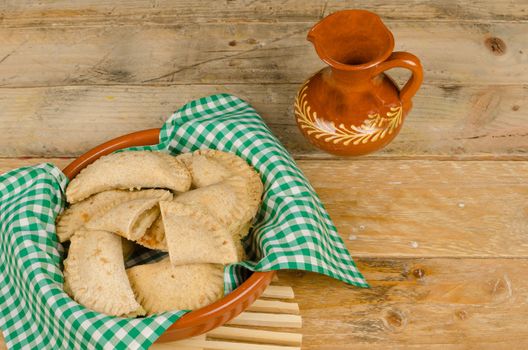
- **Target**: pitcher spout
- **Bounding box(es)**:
[306,30,317,44]
[307,9,394,71]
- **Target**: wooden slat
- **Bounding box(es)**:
[0,331,5,350]
[151,344,202,350]
[207,326,302,346]
[0,84,301,157]
[0,21,526,87]
[247,299,300,314]
[0,83,526,158]
[326,0,528,22]
[151,335,205,350]
[226,312,302,328]
[261,286,295,299]
[1,158,528,259]
[170,338,300,350]
[1,0,526,27]
[279,259,528,349]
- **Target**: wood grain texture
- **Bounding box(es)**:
[168,338,299,350]
[247,299,300,314]
[0,158,70,174]
[302,160,528,258]
[207,326,303,346]
[278,259,528,349]
[226,312,302,328]
[0,21,526,87]
[0,84,527,158]
[1,0,527,27]
[152,281,302,350]
[1,158,527,259]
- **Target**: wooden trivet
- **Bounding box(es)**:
[151,278,303,350]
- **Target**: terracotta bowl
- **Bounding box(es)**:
[62,128,275,342]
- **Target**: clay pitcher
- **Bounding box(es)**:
[294,10,423,156]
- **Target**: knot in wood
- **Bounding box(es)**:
[382,309,407,331]
[455,310,468,320]
[413,268,425,279]
[294,270,306,278]
[485,37,506,56]
[490,276,512,298]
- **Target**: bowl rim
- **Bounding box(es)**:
[62,128,275,342]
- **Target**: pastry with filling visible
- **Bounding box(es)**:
[56,189,171,242]
[85,192,171,241]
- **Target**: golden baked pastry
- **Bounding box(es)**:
[178,149,262,192]
[66,151,191,203]
[85,193,171,241]
[63,230,144,317]
[56,189,171,242]
[159,201,238,266]
[174,176,257,238]
[127,258,224,314]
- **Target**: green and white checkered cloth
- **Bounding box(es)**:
[0,94,367,349]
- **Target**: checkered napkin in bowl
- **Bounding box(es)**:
[0,94,367,350]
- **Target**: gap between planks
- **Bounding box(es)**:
[2,156,528,168]
[3,155,528,168]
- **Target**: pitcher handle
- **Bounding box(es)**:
[374,52,423,106]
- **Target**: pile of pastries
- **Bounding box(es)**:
[57,150,263,317]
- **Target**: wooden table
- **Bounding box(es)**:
[1,1,527,348]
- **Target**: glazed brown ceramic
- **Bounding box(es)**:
[62,129,276,342]
[294,9,423,156]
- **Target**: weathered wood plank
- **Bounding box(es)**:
[0,158,70,174]
[279,259,528,349]
[0,84,526,158]
[0,21,526,87]
[1,0,527,27]
[303,160,528,258]
[1,158,528,259]
[326,0,528,22]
